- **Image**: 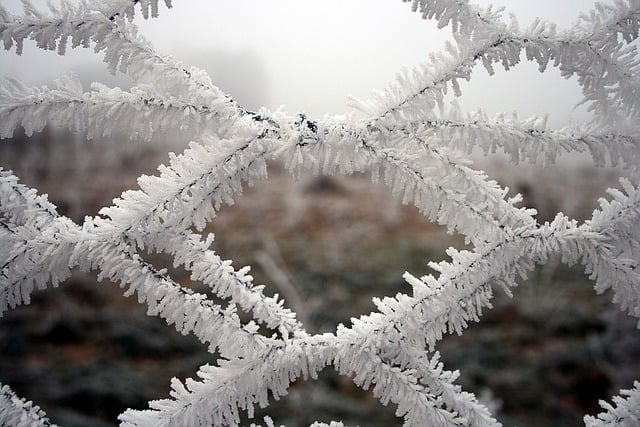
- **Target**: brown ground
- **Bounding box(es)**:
[1,128,639,426]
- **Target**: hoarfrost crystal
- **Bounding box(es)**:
[1,0,640,426]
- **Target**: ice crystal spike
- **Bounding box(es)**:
[1,0,640,425]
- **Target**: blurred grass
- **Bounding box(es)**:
[1,129,640,426]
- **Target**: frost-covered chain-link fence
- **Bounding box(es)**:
[1,0,640,425]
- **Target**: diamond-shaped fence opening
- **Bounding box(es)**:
[1,1,640,426]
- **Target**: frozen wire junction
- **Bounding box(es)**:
[1,0,640,425]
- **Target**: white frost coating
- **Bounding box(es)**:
[0,0,640,426]
[585,381,640,426]
[0,383,56,427]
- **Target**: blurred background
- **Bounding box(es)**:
[1,0,640,426]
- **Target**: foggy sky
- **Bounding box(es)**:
[0,0,599,127]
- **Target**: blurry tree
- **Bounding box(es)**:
[1,0,640,426]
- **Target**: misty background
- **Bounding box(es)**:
[1,0,596,125]
[2,1,639,426]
